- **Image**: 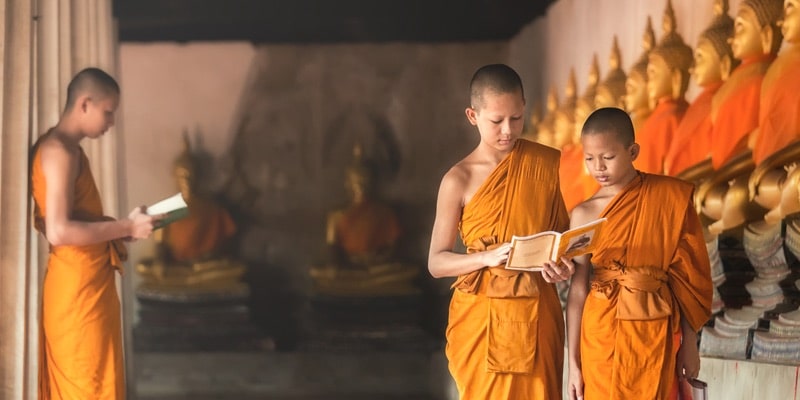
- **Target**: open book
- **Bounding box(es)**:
[505,218,607,272]
[147,192,189,229]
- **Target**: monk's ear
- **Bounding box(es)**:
[77,95,91,114]
[465,107,478,126]
[629,143,640,161]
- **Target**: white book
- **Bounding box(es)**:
[505,218,607,272]
[147,192,189,229]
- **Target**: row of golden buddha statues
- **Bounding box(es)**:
[527,0,800,363]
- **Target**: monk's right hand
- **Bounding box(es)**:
[568,365,584,400]
[128,206,165,240]
[481,242,512,267]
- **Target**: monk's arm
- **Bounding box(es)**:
[565,203,593,376]
[41,141,157,246]
[428,170,506,278]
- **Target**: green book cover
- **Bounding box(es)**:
[147,192,189,229]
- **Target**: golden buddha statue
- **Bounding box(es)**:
[535,85,560,148]
[625,16,656,136]
[634,0,692,175]
[749,0,800,224]
[137,136,246,289]
[668,0,737,179]
[552,68,578,150]
[310,143,419,297]
[594,36,627,109]
[696,0,784,234]
[521,100,543,143]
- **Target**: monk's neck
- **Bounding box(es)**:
[53,118,87,145]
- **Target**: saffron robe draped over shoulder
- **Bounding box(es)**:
[664,84,721,176]
[752,48,800,164]
[31,142,126,400]
[446,139,570,400]
[634,99,688,175]
[581,173,713,400]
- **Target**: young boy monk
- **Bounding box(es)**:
[31,67,164,399]
[565,107,713,400]
[428,63,575,399]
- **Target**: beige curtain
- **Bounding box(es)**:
[0,0,119,398]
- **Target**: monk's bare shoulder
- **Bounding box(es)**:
[571,194,608,229]
[438,159,470,207]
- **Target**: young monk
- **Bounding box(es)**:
[31,67,164,399]
[428,63,574,399]
[566,107,713,400]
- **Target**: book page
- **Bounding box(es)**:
[555,218,607,260]
[505,233,558,271]
[147,192,189,229]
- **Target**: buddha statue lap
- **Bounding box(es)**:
[668,0,736,179]
[310,143,419,297]
[634,0,692,175]
[137,136,246,293]
[624,17,656,136]
[696,0,784,235]
[749,0,800,225]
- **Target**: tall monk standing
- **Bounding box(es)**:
[566,108,713,400]
[428,64,574,399]
[31,68,163,399]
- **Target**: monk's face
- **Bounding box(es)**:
[466,89,525,153]
[581,131,637,187]
[624,72,649,113]
[731,7,764,60]
[692,38,724,87]
[783,0,800,44]
[646,54,673,108]
[82,93,119,138]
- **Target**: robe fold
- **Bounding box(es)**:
[752,48,800,164]
[634,99,688,175]
[710,55,773,169]
[32,143,126,400]
[664,83,721,176]
[581,173,713,400]
[560,143,600,212]
[447,138,569,400]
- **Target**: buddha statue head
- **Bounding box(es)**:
[693,0,737,87]
[173,134,197,203]
[553,68,578,149]
[783,0,800,44]
[646,0,694,108]
[536,85,559,147]
[624,17,656,114]
[595,36,627,109]
[345,142,374,205]
[731,0,784,61]
[574,54,601,143]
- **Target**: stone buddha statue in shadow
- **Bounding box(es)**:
[137,136,246,292]
[695,0,784,235]
[624,16,656,136]
[309,142,419,297]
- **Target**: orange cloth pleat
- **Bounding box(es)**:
[446,139,569,400]
[31,142,125,400]
[752,49,800,164]
[580,173,713,400]
[634,99,688,175]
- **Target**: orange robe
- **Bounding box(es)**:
[752,48,800,164]
[664,83,721,176]
[31,144,126,399]
[334,199,400,259]
[634,99,688,175]
[164,196,237,262]
[446,139,569,400]
[560,143,600,212]
[581,173,713,399]
[710,55,774,169]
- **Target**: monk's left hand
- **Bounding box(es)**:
[676,336,700,380]
[540,257,575,283]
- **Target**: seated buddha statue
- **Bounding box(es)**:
[552,68,578,151]
[594,36,627,110]
[534,86,559,148]
[748,0,800,224]
[310,143,419,297]
[634,0,692,175]
[561,57,601,212]
[137,136,246,289]
[521,100,543,143]
[695,0,784,234]
[667,0,736,179]
[624,16,656,136]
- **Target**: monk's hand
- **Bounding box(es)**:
[128,206,165,240]
[567,364,584,400]
[540,257,575,283]
[676,332,700,380]
[481,242,512,267]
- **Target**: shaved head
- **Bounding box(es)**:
[64,67,120,112]
[469,64,524,109]
[581,107,635,147]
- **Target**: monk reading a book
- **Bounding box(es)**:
[428,64,573,399]
[566,107,713,400]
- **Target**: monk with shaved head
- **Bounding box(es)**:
[428,63,574,399]
[31,67,164,399]
[566,107,713,400]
